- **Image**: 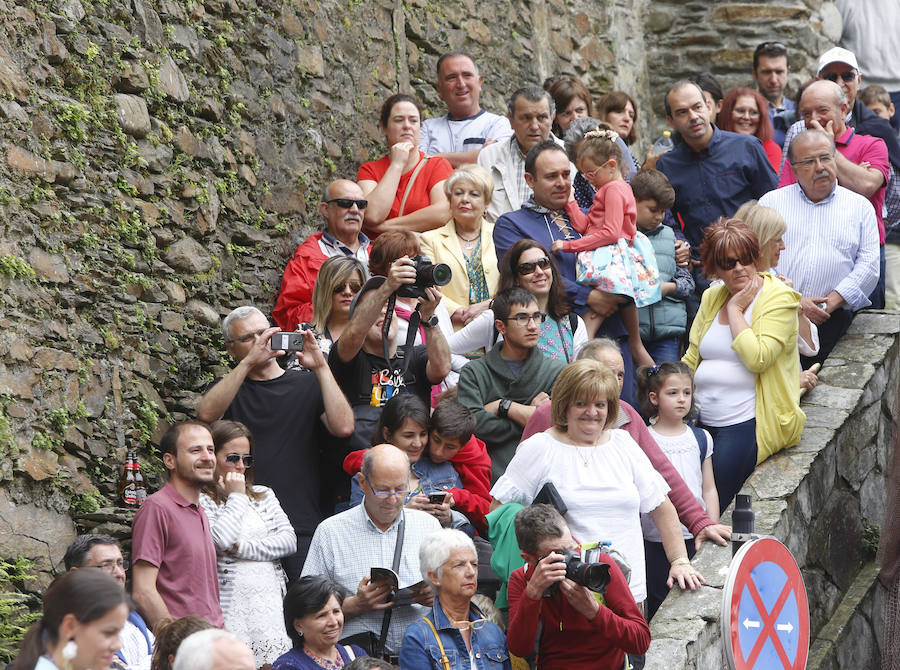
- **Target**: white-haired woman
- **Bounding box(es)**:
[399,529,511,669]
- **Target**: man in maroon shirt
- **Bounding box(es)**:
[131,421,224,628]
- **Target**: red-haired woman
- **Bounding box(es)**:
[718,87,782,172]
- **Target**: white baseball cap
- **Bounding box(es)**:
[817,47,860,75]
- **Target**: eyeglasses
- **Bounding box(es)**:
[790,153,835,170]
[721,255,755,270]
[507,311,547,326]
[449,618,488,631]
[821,71,857,83]
[91,559,125,573]
[733,107,760,118]
[225,453,253,467]
[365,475,411,499]
[333,280,362,294]
[516,257,552,276]
[227,328,267,344]
[327,198,368,209]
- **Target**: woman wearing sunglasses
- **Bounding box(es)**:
[309,256,368,357]
[683,219,804,513]
[200,420,297,668]
[449,239,587,363]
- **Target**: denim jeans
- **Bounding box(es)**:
[644,336,681,364]
[702,418,758,513]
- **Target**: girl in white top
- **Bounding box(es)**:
[490,359,706,605]
[636,362,719,619]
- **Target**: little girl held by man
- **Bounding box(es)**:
[552,126,660,367]
[636,362,720,620]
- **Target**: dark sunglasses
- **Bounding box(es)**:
[821,71,857,83]
[224,453,253,467]
[333,280,362,294]
[516,257,552,276]
[721,255,755,270]
[327,198,368,209]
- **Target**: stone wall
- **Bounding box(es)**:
[646,312,899,669]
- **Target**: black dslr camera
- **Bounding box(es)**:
[395,255,452,299]
[543,548,611,597]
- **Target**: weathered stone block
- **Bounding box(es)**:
[0,489,75,581]
[29,248,69,283]
[165,237,212,273]
[158,54,190,102]
[114,93,152,138]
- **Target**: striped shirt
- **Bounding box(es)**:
[759,183,879,310]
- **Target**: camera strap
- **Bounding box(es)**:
[377,513,406,657]
[381,293,419,377]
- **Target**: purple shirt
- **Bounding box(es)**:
[779,127,889,244]
[132,482,224,627]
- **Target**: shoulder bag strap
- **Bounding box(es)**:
[343,645,356,661]
[377,514,406,657]
[421,616,452,670]
[398,155,430,217]
[689,425,708,463]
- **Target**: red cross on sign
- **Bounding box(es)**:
[722,537,810,670]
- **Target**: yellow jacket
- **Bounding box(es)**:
[419,218,499,328]
[683,273,805,464]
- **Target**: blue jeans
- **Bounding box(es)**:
[644,336,681,363]
[702,418,758,513]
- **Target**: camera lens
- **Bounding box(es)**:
[430,263,452,286]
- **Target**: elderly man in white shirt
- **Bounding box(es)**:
[301,444,440,657]
[760,129,879,365]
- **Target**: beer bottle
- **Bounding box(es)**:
[133,452,147,506]
[119,451,137,507]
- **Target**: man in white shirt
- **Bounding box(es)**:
[760,129,879,364]
[419,51,512,167]
[302,444,440,657]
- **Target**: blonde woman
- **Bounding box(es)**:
[308,256,367,356]
[420,164,499,330]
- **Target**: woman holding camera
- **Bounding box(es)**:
[491,360,704,609]
[419,164,499,331]
[200,420,296,667]
[399,529,511,669]
[449,239,587,363]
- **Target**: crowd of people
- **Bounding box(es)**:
[16,31,900,670]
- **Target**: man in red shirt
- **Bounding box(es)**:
[507,504,650,669]
[272,179,372,330]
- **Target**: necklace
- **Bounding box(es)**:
[456,230,480,248]
[573,444,595,467]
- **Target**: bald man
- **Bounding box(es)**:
[273,179,373,330]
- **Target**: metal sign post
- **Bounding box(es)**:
[721,537,810,670]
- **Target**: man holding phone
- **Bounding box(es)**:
[196,305,354,579]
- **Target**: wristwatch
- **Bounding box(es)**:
[421,315,439,329]
[498,398,512,418]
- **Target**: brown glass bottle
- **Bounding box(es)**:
[133,452,147,506]
[119,451,137,507]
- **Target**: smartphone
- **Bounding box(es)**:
[270,332,304,352]
[428,492,448,504]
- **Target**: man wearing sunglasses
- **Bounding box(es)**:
[457,287,565,481]
[761,129,879,364]
[778,78,890,310]
[272,179,372,331]
[196,305,354,579]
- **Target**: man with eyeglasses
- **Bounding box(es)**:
[752,41,795,147]
[456,287,565,480]
[272,179,372,331]
[64,534,154,669]
[302,444,440,659]
[196,305,354,579]
[779,78,890,309]
[761,129,879,364]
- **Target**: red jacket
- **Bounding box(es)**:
[341,435,492,534]
[507,556,649,669]
[272,234,372,331]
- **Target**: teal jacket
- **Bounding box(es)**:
[638,224,688,342]
[457,344,564,481]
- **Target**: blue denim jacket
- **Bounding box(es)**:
[399,599,511,670]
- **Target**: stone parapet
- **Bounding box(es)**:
[646,312,899,669]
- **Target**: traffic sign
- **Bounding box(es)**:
[721,537,810,670]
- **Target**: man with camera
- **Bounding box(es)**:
[507,504,650,670]
[329,255,453,452]
[195,305,354,579]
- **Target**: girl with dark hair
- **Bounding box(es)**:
[635,362,719,619]
[448,239,588,362]
[273,576,366,670]
[17,569,129,670]
[357,93,453,237]
[199,420,296,667]
[150,616,214,670]
[343,395,467,532]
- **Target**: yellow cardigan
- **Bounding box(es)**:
[682,273,805,464]
[419,218,500,327]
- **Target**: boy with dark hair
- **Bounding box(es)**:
[860,84,897,122]
[631,170,693,362]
